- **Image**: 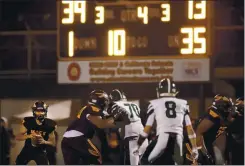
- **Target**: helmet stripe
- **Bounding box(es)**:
[167,78,170,93]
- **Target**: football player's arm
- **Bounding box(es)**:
[184,114,198,159]
[88,115,118,129]
[196,118,214,154]
[41,129,56,147]
[138,104,155,146]
[15,122,33,141]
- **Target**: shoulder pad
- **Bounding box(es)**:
[87,105,101,116]
[177,98,188,105]
[45,118,57,128]
[91,105,100,112]
[209,109,219,118]
[77,106,87,118]
[23,117,34,123]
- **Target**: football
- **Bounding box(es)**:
[31,134,42,147]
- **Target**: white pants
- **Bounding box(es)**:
[148,132,183,164]
[125,137,148,165]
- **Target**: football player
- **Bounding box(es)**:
[137,78,198,165]
[227,97,244,165]
[61,90,128,165]
[15,101,57,165]
[195,94,233,165]
[108,89,148,165]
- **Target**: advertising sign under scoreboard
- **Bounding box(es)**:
[58,58,210,84]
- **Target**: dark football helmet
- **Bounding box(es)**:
[156,78,178,98]
[88,90,109,111]
[235,97,244,116]
[212,94,233,119]
[109,89,127,102]
[32,101,48,122]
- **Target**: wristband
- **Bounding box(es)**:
[188,133,196,139]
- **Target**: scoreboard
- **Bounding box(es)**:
[57,0,212,60]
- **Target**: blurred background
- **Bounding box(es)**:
[0,0,243,164]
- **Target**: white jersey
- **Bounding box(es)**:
[146,97,189,136]
[114,100,144,138]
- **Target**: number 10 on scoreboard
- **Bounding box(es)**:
[68,29,126,57]
[108,29,126,56]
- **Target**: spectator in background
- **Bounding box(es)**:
[0,118,11,165]
[46,131,58,165]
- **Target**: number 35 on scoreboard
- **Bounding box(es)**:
[60,0,209,57]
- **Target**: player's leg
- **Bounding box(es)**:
[46,151,56,165]
[33,151,49,165]
[86,139,102,164]
[139,138,148,157]
[15,147,32,165]
[61,137,82,164]
[148,132,170,163]
[173,133,184,165]
[128,137,140,165]
[123,137,131,165]
[140,136,158,165]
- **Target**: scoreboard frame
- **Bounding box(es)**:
[57,0,213,61]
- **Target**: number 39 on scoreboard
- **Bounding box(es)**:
[57,1,212,59]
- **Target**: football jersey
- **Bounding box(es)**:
[146,97,189,136]
[196,107,226,148]
[22,117,56,149]
[65,105,102,139]
[114,101,144,138]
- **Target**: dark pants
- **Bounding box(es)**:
[15,146,49,165]
[61,136,102,165]
[230,137,244,165]
[46,151,56,165]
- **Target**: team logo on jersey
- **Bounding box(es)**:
[31,130,46,137]
[67,62,81,81]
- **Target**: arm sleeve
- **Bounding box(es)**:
[22,117,28,128]
[145,102,155,126]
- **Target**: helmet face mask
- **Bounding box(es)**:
[88,90,110,111]
[34,110,46,121]
[32,101,48,122]
[234,97,244,116]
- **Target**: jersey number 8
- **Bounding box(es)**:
[165,101,177,118]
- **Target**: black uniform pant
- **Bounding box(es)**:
[15,146,49,165]
[46,151,56,165]
[61,136,102,165]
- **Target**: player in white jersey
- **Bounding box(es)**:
[109,89,148,165]
[137,78,198,165]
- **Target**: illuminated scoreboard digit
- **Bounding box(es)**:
[57,0,211,59]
